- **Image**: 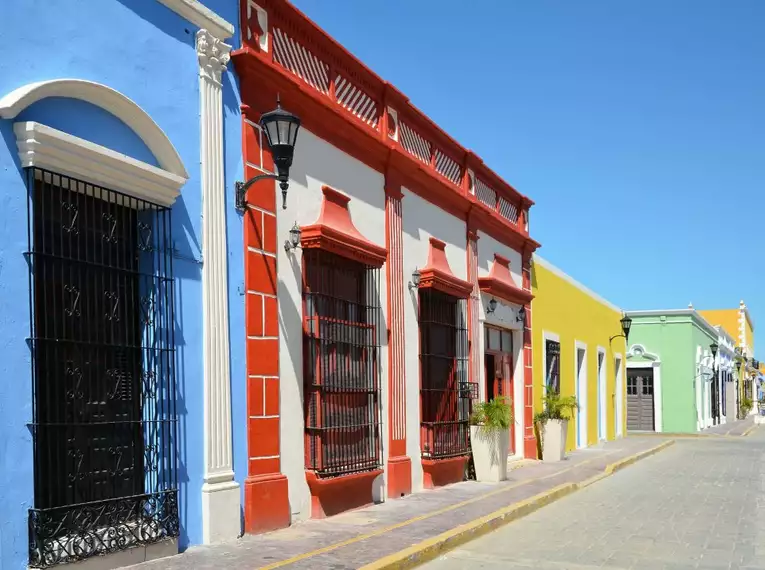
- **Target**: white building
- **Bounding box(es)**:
[232,0,540,530]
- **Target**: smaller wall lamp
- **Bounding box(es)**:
[486,298,497,314]
[284,222,301,253]
[516,305,526,323]
[408,269,421,290]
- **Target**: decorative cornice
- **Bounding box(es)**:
[417,237,473,299]
[197,30,232,85]
[157,0,234,39]
[14,121,185,206]
[478,253,533,306]
[301,185,388,268]
[0,79,188,178]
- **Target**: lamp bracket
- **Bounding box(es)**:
[236,173,286,213]
[609,334,627,343]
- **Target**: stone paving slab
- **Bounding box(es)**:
[126,437,669,570]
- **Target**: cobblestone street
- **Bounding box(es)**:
[423,429,765,570]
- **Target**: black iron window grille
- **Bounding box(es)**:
[303,249,382,477]
[26,168,178,567]
[545,340,560,394]
[419,289,470,459]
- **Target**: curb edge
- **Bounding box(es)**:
[359,440,675,570]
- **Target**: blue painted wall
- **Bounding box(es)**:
[0,1,245,567]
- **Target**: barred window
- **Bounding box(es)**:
[303,249,382,477]
[419,289,470,459]
[26,169,178,568]
[545,340,560,393]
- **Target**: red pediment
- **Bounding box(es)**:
[300,185,387,267]
[478,253,534,305]
[418,238,473,299]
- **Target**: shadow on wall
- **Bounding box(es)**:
[113,0,195,45]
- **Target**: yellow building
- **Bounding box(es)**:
[699,301,756,410]
[531,256,627,453]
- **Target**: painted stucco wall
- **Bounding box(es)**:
[276,128,388,520]
[0,1,243,566]
[699,309,740,347]
[402,188,467,491]
[626,313,716,433]
[531,257,626,453]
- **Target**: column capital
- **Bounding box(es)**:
[197,29,231,85]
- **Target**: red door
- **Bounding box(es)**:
[484,326,515,455]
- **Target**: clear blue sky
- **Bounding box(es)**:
[292,0,765,355]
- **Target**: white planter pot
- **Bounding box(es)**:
[470,425,509,482]
[541,419,568,462]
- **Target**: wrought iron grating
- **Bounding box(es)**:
[303,249,382,477]
[25,168,178,567]
[419,289,470,459]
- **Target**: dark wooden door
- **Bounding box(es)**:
[626,368,655,431]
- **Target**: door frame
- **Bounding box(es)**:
[574,340,587,448]
[484,324,517,455]
[614,353,624,437]
[626,344,663,432]
[596,346,607,441]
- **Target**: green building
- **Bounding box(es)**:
[624,309,718,433]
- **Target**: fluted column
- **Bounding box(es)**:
[197,28,240,544]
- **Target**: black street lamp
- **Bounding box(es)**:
[236,96,301,212]
[486,298,498,314]
[609,314,632,344]
[516,305,526,323]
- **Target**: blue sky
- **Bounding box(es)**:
[291,0,765,354]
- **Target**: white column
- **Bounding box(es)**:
[197,29,240,544]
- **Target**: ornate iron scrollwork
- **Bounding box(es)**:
[61,202,79,234]
[102,213,118,243]
[64,285,80,317]
[104,291,120,321]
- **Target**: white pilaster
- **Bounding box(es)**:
[197,28,240,544]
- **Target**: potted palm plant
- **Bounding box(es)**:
[534,391,578,462]
[469,396,513,482]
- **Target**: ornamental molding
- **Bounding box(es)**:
[0,79,188,178]
[197,30,232,85]
[14,121,185,206]
[626,344,660,362]
[157,0,233,39]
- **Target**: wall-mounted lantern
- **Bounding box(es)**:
[609,314,632,344]
[408,269,421,290]
[516,305,526,323]
[486,298,497,314]
[236,96,302,212]
[284,222,301,253]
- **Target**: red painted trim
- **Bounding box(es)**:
[305,469,383,518]
[244,474,290,534]
[301,185,388,267]
[421,456,468,489]
[387,455,412,499]
[233,0,542,256]
[478,253,535,305]
[417,237,473,299]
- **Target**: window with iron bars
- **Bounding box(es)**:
[303,249,382,477]
[545,340,561,394]
[419,289,470,459]
[26,168,178,568]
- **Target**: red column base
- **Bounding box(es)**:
[244,473,290,534]
[306,469,383,519]
[421,456,468,490]
[524,434,538,459]
[387,455,412,499]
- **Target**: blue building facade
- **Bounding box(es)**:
[0,1,248,568]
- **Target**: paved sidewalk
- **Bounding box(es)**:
[127,437,671,570]
[629,416,757,438]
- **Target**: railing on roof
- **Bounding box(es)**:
[243,0,530,235]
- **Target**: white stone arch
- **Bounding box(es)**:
[0,79,187,179]
[626,343,663,432]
